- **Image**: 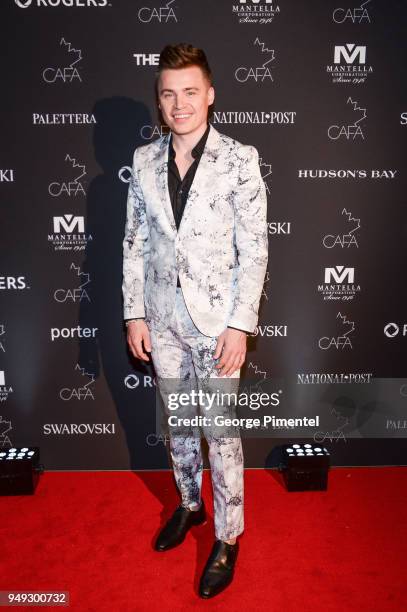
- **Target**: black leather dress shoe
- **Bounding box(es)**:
[199,539,239,598]
[154,501,206,551]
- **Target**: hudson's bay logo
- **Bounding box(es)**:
[59,364,95,401]
[213,110,296,125]
[318,312,355,350]
[15,0,109,7]
[298,169,397,180]
[0,371,14,402]
[48,215,92,252]
[327,44,373,85]
[49,154,86,197]
[333,1,371,24]
[54,263,91,303]
[138,0,177,23]
[232,0,280,25]
[323,208,360,248]
[328,97,366,140]
[43,38,82,84]
[318,266,361,301]
[235,38,275,83]
[0,170,14,182]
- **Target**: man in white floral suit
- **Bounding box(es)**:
[122,42,268,599]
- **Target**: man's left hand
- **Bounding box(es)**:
[213,328,247,377]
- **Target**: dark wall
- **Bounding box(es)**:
[1,0,406,469]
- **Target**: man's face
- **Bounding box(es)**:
[157,65,214,135]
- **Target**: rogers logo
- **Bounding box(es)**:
[15,0,109,7]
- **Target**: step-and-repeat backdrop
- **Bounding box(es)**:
[1,0,406,469]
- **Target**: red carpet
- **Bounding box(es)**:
[1,467,405,611]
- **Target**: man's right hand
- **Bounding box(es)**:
[126,320,152,362]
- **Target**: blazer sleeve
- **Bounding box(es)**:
[227,145,269,334]
[122,147,150,319]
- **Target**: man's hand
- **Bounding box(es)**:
[126,320,151,362]
[213,328,247,377]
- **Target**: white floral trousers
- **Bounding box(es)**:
[148,287,244,541]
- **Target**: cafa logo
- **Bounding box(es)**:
[43,38,82,84]
[235,38,275,83]
[49,154,86,197]
[138,0,177,23]
[259,157,272,194]
[328,97,366,140]
[323,208,360,248]
[233,0,281,25]
[59,364,95,401]
[140,124,170,140]
[333,1,371,24]
[54,262,91,303]
[318,312,355,350]
[318,266,361,301]
[0,415,13,449]
[0,325,5,353]
[327,44,373,85]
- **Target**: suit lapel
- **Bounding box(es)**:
[154,123,222,236]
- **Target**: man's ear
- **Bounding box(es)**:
[208,86,215,106]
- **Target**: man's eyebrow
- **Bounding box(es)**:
[160,86,200,93]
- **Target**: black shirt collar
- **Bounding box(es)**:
[168,123,210,161]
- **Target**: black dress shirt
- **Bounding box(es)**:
[125,123,246,333]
